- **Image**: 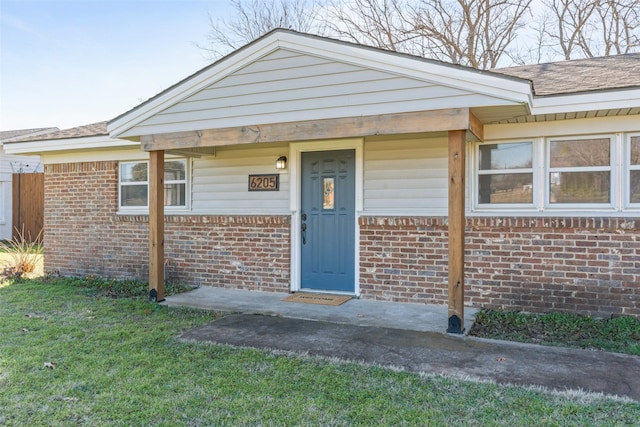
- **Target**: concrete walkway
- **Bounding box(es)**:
[164,287,640,402]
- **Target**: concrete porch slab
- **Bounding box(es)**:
[162,287,478,334]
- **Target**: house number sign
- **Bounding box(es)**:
[248,174,280,191]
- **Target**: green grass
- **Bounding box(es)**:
[1,278,639,426]
[470,309,640,356]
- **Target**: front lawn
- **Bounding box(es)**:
[1,277,638,426]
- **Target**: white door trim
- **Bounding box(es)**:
[289,138,364,294]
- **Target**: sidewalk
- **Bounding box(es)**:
[165,287,640,402]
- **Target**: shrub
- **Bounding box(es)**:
[0,227,43,278]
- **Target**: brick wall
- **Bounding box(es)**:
[44,162,290,292]
[45,161,639,317]
[359,216,640,318]
[466,217,639,318]
[359,217,449,304]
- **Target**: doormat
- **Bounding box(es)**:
[281,293,352,306]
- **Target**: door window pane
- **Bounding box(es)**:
[323,178,334,210]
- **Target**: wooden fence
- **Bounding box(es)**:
[12,173,44,242]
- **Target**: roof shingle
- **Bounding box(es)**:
[0,127,59,142]
[493,53,640,96]
[3,122,108,143]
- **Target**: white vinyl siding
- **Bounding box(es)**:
[130,49,519,136]
[363,135,448,215]
[191,144,290,214]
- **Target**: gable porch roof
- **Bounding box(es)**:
[108,29,533,142]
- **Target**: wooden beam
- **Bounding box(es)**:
[447,130,466,334]
[149,150,165,302]
[141,108,476,151]
[142,131,202,150]
[467,110,484,141]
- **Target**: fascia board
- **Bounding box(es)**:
[276,32,533,105]
[110,37,285,139]
[3,136,138,155]
[531,88,640,115]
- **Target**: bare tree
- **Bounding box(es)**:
[596,0,640,55]
[538,0,640,60]
[323,0,413,53]
[323,0,533,68]
[197,0,326,59]
[406,0,533,69]
[510,10,558,65]
[200,0,531,68]
[540,0,599,60]
[200,0,638,67]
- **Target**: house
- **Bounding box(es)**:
[0,128,51,240]
[6,30,639,327]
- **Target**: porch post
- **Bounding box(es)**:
[447,130,466,333]
[149,150,165,302]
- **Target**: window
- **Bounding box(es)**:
[473,134,627,213]
[477,142,533,204]
[120,162,148,207]
[548,137,611,204]
[164,160,187,206]
[630,136,640,204]
[119,159,188,210]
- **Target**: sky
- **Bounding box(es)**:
[0,0,233,131]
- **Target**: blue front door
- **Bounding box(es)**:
[300,150,355,292]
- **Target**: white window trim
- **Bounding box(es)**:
[474,139,537,211]
[544,134,616,211]
[118,161,148,212]
[118,158,191,213]
[471,133,640,216]
[625,132,640,210]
